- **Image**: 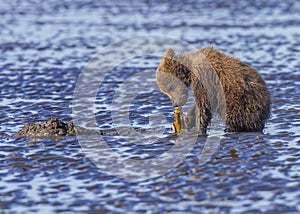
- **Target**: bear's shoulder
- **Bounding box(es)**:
[199,47,225,59]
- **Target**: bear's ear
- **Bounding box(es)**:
[164,48,175,58]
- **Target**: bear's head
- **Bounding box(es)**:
[156,48,191,107]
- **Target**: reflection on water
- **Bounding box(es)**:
[1,0,300,213]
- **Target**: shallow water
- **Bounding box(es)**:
[1,0,300,213]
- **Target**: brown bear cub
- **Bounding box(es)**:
[156,47,271,135]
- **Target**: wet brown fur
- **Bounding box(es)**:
[157,47,271,134]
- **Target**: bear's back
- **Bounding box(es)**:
[199,47,268,96]
[199,47,270,131]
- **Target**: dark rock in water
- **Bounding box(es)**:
[15,117,77,138]
[15,117,103,140]
[15,117,149,141]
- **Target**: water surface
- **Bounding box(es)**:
[1,0,300,213]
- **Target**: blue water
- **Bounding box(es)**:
[1,0,300,213]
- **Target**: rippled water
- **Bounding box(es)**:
[1,0,300,213]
